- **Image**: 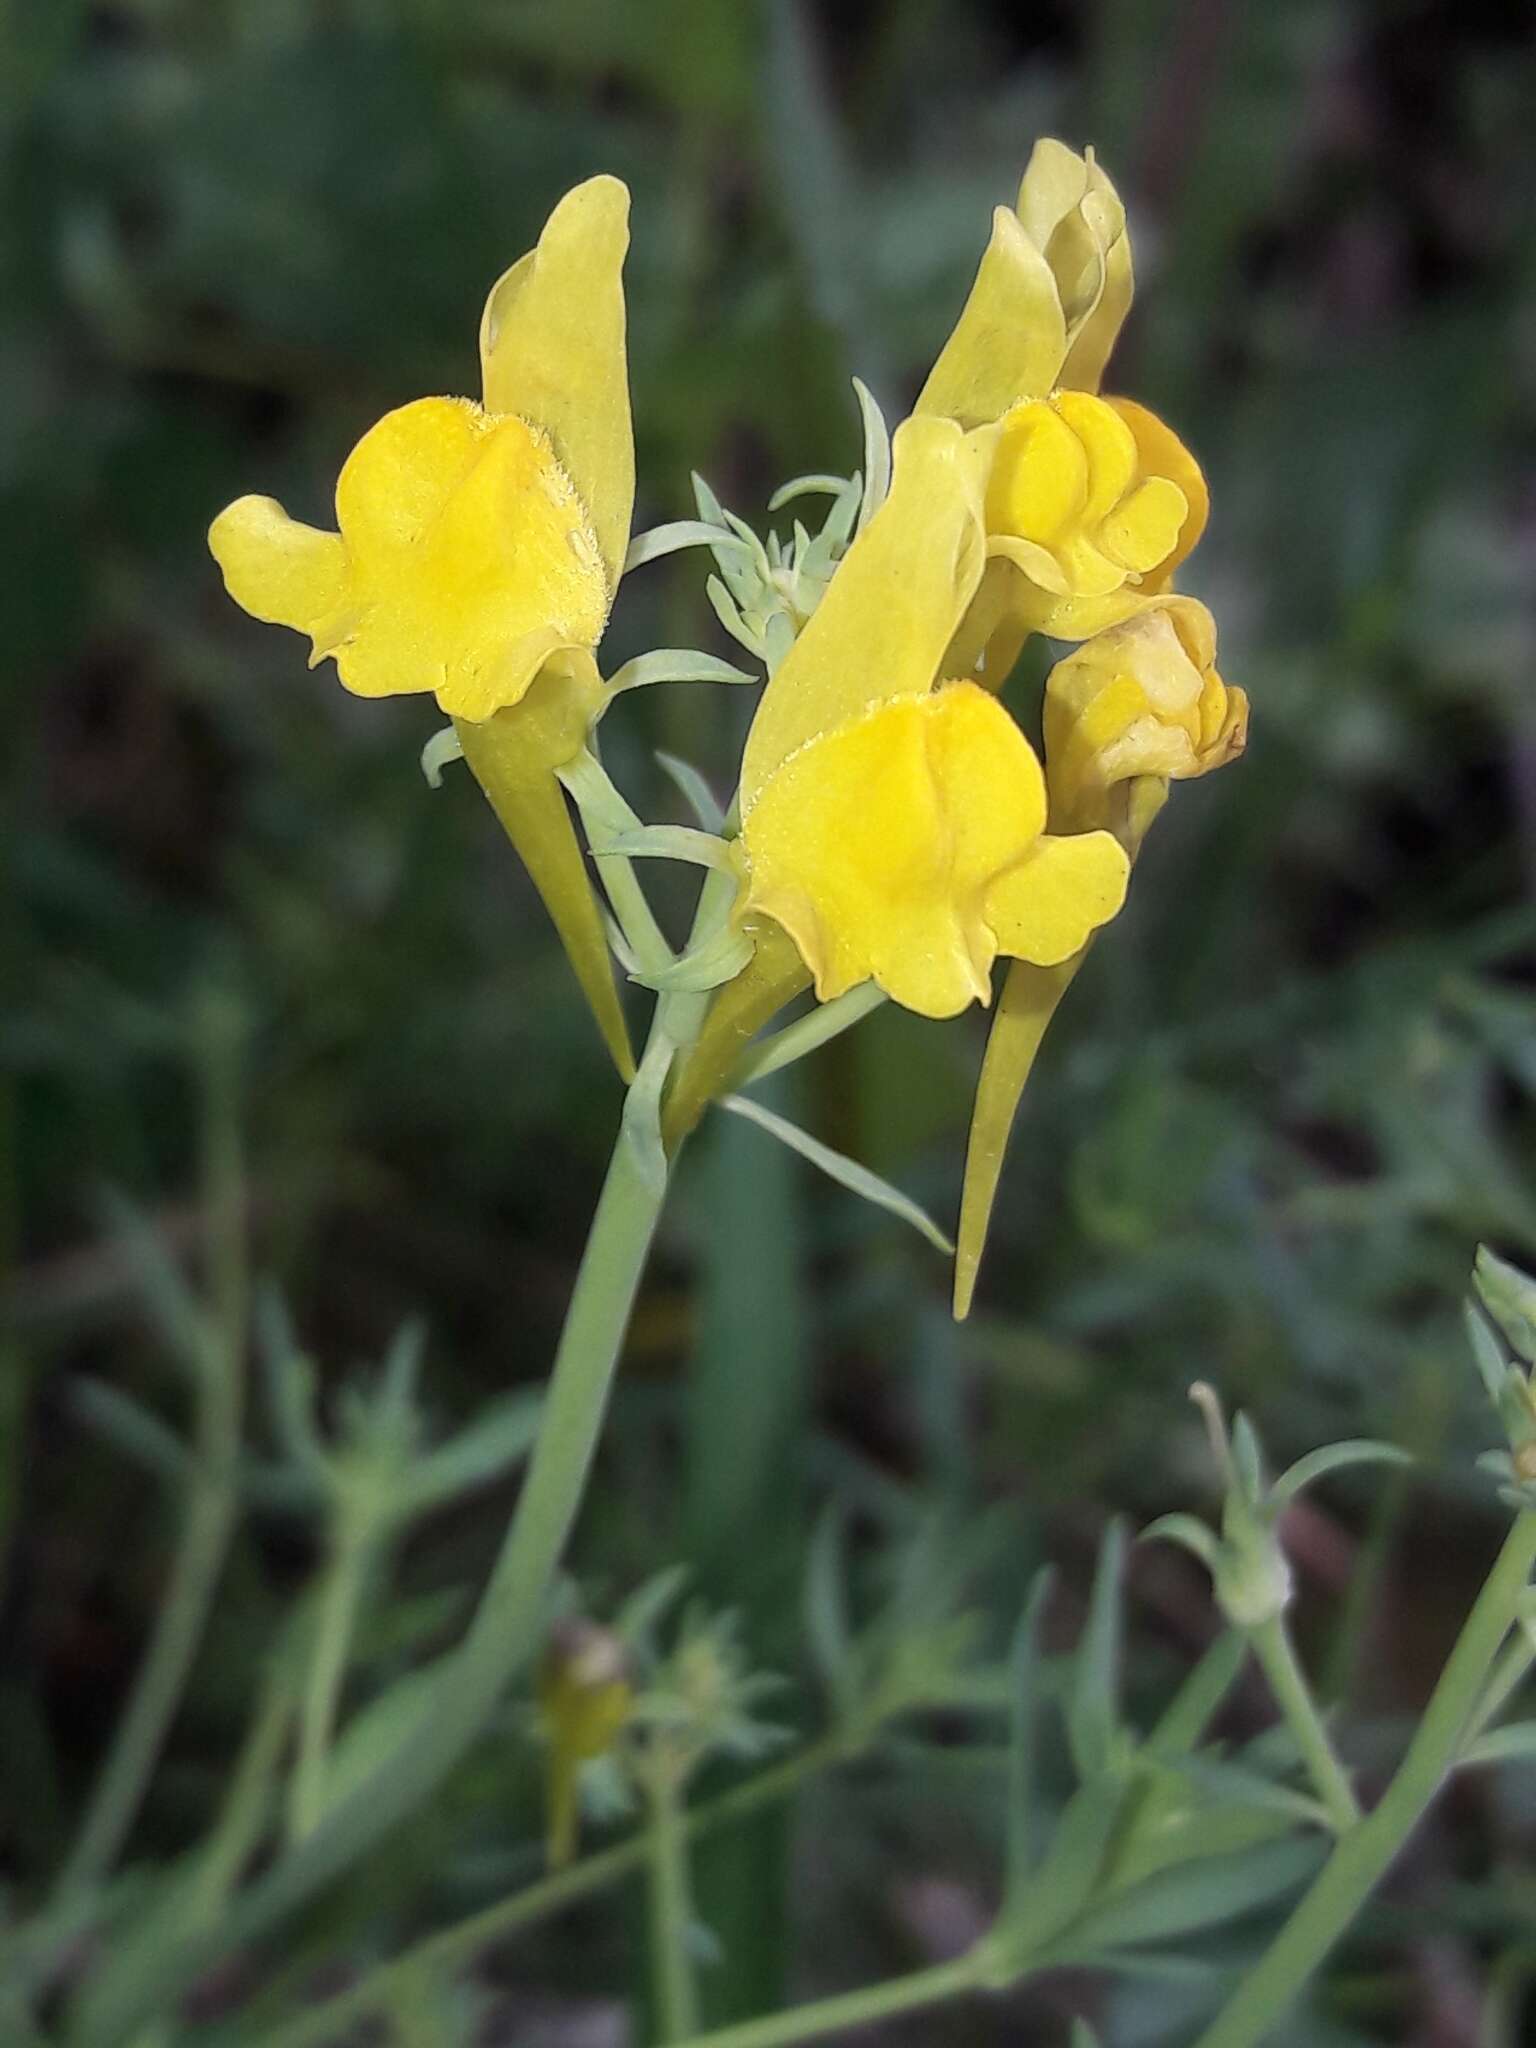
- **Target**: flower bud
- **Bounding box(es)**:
[1043,596,1247,845]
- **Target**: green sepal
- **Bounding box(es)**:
[660,917,810,1149]
[953,954,1082,1319]
[454,662,635,1082]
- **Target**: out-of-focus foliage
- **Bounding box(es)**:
[6,1,1536,2041]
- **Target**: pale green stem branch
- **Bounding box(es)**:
[1248,1616,1360,1833]
[56,1003,247,1901]
[1194,1512,1536,2048]
[649,1767,701,2041]
[288,1533,372,1842]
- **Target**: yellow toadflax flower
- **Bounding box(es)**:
[953,597,1248,1318]
[1043,595,1249,843]
[208,177,638,1075]
[735,415,1130,1022]
[917,140,1206,658]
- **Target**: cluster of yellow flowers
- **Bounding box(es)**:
[210,147,1246,1316]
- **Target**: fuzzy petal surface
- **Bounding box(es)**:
[209,396,609,721]
[743,682,1125,1019]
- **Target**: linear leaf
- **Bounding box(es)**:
[1067,1522,1126,1780]
[1145,1633,1247,1759]
[1058,1835,1323,1955]
[853,376,891,534]
[1141,1513,1220,1573]
[624,520,748,572]
[602,826,737,873]
[721,1094,953,1253]
[655,751,726,834]
[1460,1720,1536,1769]
[767,473,848,510]
[1271,1439,1412,1506]
[605,649,755,695]
[1006,1569,1056,1897]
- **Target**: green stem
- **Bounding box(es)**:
[75,1108,670,2047]
[248,1739,844,2048]
[56,1000,247,1900]
[1194,1512,1536,2048]
[672,1952,986,2048]
[649,1768,701,2041]
[1248,1616,1360,1833]
[288,1534,371,1842]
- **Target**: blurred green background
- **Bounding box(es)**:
[6,0,1536,2040]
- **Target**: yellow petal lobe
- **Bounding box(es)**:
[210,396,611,723]
[982,391,1202,641]
[208,497,348,641]
[984,831,1130,966]
[479,175,634,592]
[742,683,1125,1021]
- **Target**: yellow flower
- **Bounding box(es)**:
[916,141,1206,654]
[207,178,638,1078]
[953,599,1248,1321]
[208,176,633,723]
[736,416,1129,1021]
[1043,596,1249,840]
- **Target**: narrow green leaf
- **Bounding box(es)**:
[1230,1414,1266,1503]
[1271,1440,1413,1507]
[767,474,848,510]
[634,924,753,995]
[739,982,885,1087]
[619,1032,673,1198]
[853,376,891,534]
[1169,1753,1332,1830]
[720,1094,954,1254]
[805,1508,854,1719]
[1005,1776,1127,1955]
[1140,1514,1220,1574]
[624,520,750,572]
[605,650,756,696]
[407,1392,544,1512]
[1067,1522,1126,1781]
[419,725,464,788]
[1475,1245,1536,1364]
[1055,1835,1323,1956]
[615,1564,691,1654]
[1145,1633,1247,1759]
[818,470,863,550]
[705,574,766,658]
[1465,1300,1512,1405]
[602,826,737,874]
[1070,2021,1105,2048]
[1005,1569,1056,1898]
[376,1320,426,1433]
[70,1378,188,1483]
[98,1189,215,1386]
[1460,1720,1536,1769]
[655,752,726,834]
